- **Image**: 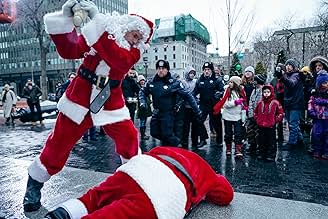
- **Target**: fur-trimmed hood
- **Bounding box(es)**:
[183,66,196,80]
[309,56,328,73]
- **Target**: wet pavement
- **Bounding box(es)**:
[0,118,328,218]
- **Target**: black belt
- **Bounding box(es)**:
[79,67,120,114]
[157,154,197,217]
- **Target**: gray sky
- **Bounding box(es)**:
[129,0,320,54]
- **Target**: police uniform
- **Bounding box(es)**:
[193,62,225,145]
[139,60,201,146]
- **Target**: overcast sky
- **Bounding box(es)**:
[129,0,320,54]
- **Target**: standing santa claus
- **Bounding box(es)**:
[45,146,234,219]
[23,0,154,212]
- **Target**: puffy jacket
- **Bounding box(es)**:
[254,85,284,128]
[308,91,328,120]
[280,71,304,110]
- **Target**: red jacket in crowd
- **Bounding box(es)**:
[254,84,284,128]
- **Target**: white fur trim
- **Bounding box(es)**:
[91,105,130,126]
[28,156,51,183]
[120,147,142,164]
[58,199,88,219]
[95,60,111,76]
[82,12,151,52]
[117,155,187,219]
[44,11,74,34]
[57,93,89,125]
[81,13,106,46]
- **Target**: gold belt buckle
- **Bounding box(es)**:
[96,75,109,90]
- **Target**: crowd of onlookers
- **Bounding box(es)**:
[1,55,328,161]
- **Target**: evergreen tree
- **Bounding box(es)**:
[230,53,242,76]
[255,62,266,75]
[276,50,287,65]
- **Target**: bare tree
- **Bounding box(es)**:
[15,0,65,99]
[212,0,255,73]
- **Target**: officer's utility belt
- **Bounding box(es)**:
[78,67,120,114]
[157,154,197,218]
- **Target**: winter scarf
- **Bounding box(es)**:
[213,87,247,115]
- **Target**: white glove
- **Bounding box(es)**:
[80,0,99,19]
[62,0,77,17]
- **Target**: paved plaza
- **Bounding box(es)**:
[0,118,327,218]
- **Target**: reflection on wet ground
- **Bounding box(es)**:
[0,122,327,206]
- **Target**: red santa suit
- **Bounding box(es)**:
[50,147,234,219]
[27,11,154,183]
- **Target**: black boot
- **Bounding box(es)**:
[140,127,149,140]
[23,175,44,212]
[45,207,71,219]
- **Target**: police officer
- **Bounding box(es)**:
[193,62,225,147]
[139,60,202,146]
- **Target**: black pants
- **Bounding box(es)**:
[126,102,136,123]
[150,111,180,146]
[28,101,42,122]
[181,107,198,147]
[224,120,243,145]
[258,127,277,159]
[198,106,222,143]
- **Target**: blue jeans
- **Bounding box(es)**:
[285,110,303,144]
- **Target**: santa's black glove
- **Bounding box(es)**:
[44,207,70,219]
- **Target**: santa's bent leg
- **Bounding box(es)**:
[102,119,140,164]
[23,112,93,212]
[45,172,156,219]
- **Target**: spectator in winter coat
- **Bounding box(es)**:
[1,84,17,125]
[309,56,328,81]
[254,84,284,161]
[55,72,76,102]
[246,74,266,155]
[275,59,304,147]
[308,70,328,160]
[181,66,199,148]
[122,68,140,123]
[241,66,255,105]
[213,76,247,158]
[22,79,43,128]
[136,75,152,140]
[44,146,234,219]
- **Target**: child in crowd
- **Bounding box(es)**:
[213,76,247,158]
[254,84,284,161]
[308,70,328,160]
[246,74,266,155]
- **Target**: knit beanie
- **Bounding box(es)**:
[316,70,328,88]
[244,66,255,75]
[137,75,146,82]
[254,74,266,85]
[285,59,299,70]
[229,76,242,86]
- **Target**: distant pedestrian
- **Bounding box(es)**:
[308,71,328,160]
[136,75,152,140]
[122,68,140,123]
[22,79,43,128]
[241,66,255,105]
[254,84,284,161]
[213,76,247,157]
[1,84,17,125]
[55,72,76,102]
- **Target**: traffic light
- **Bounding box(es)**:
[235,63,241,71]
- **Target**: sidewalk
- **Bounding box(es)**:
[0,157,327,219]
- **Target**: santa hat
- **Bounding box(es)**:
[129,14,154,44]
[316,70,328,88]
[229,76,242,86]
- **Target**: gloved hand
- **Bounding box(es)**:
[195,111,204,123]
[214,91,223,100]
[275,70,283,79]
[80,0,99,19]
[139,103,148,111]
[62,0,77,17]
[174,104,181,113]
[234,98,244,106]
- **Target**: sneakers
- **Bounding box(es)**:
[198,140,207,148]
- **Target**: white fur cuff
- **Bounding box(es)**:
[44,11,74,34]
[81,13,106,46]
[58,199,88,219]
[28,156,51,183]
